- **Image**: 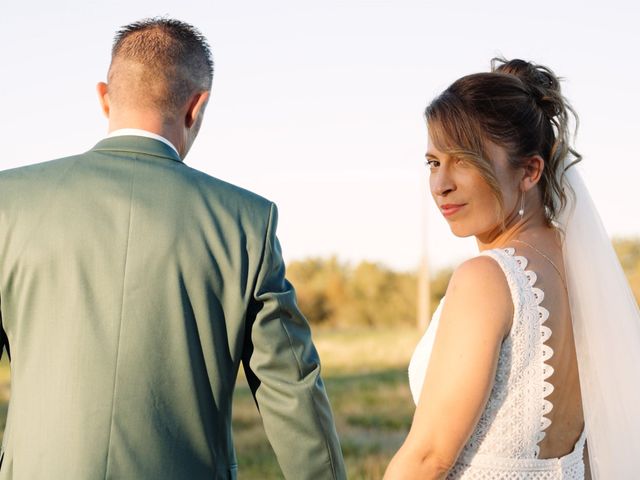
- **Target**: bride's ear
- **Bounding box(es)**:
[520,155,544,191]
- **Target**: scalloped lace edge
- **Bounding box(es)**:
[503,247,555,458]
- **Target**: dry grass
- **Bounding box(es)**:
[314,326,422,375]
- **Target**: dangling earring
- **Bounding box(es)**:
[518,191,525,218]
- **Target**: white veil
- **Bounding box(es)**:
[557,163,640,478]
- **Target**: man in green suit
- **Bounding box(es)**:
[0,18,345,479]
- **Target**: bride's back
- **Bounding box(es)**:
[508,239,584,459]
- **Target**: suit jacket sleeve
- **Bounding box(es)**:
[242,203,346,480]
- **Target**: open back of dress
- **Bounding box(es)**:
[408,247,585,479]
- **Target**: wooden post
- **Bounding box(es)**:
[417,185,431,331]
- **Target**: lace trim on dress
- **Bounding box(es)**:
[503,247,555,458]
[451,429,586,471]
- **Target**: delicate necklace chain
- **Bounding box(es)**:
[511,239,568,293]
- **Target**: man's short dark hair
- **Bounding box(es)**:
[108,17,214,115]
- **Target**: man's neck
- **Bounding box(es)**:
[107,112,185,157]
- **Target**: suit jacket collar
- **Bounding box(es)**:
[91,135,183,163]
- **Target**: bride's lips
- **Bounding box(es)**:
[440,203,466,217]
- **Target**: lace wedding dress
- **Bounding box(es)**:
[408,247,586,479]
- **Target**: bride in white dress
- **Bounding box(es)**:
[384,59,640,479]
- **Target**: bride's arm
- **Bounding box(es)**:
[384,255,513,480]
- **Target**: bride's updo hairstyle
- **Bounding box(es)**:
[425,58,582,226]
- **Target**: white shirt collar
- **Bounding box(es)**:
[106,128,180,157]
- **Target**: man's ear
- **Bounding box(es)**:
[521,155,545,192]
[96,82,110,118]
[185,91,210,128]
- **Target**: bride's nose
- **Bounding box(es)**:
[431,170,456,196]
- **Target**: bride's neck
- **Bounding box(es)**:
[475,207,553,252]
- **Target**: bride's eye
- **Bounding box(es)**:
[425,159,440,169]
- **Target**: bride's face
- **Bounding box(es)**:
[426,136,521,238]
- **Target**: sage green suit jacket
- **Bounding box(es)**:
[0,136,345,479]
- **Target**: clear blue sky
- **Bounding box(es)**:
[2,1,639,270]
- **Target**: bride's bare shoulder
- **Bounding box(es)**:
[443,254,513,336]
[447,254,509,297]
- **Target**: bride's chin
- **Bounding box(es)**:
[448,224,476,238]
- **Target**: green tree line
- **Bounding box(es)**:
[286,237,640,327]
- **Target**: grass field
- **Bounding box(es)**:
[0,326,421,479]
